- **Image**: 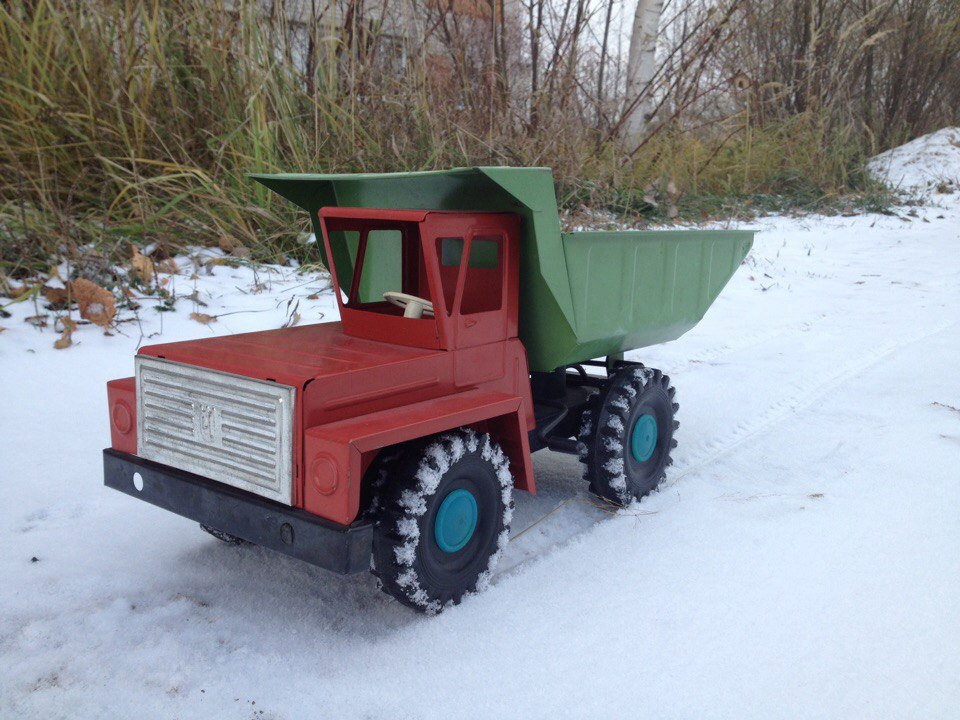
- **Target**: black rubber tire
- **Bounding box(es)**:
[359,445,402,522]
[371,428,513,613]
[199,524,249,545]
[578,364,678,506]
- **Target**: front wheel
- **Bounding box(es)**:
[371,429,513,613]
[578,364,678,506]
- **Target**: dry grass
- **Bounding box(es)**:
[0,0,954,283]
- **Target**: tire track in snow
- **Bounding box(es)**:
[662,314,831,370]
[664,319,957,485]
[499,318,956,579]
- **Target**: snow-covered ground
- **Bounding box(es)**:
[868,126,960,196]
[3,159,960,719]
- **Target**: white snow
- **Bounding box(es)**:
[867,126,960,196]
[3,134,960,717]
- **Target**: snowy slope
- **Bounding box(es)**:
[867,127,960,195]
[3,166,960,717]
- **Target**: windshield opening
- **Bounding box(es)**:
[323,219,434,319]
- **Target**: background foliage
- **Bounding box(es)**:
[1,0,958,279]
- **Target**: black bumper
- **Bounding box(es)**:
[103,449,372,574]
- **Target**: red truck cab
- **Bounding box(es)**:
[104,208,539,608]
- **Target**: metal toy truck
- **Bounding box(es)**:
[103,167,752,612]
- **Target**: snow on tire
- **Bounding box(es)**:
[371,428,513,613]
[578,364,678,506]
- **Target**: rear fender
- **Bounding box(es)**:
[303,390,534,525]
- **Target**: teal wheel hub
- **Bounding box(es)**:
[631,413,658,462]
[434,489,478,553]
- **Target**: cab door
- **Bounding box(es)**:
[423,213,520,387]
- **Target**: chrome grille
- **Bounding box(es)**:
[136,356,294,505]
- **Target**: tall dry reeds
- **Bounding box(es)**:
[1,0,957,280]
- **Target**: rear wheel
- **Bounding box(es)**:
[578,364,678,506]
[371,428,513,613]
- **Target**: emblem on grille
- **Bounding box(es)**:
[193,402,223,446]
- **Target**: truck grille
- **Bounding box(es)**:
[136,356,295,505]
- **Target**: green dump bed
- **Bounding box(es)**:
[557,229,752,366]
[251,167,753,372]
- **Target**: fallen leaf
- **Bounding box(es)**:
[306,293,319,300]
[0,326,6,333]
[53,329,72,349]
[25,314,48,328]
[130,245,155,285]
[42,285,70,305]
[157,258,180,275]
[72,278,116,327]
[190,312,217,324]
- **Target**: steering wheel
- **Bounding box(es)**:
[383,291,435,319]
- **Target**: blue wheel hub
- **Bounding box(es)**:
[434,489,478,553]
[630,413,658,462]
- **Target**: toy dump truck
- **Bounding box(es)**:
[103,167,752,612]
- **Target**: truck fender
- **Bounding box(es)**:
[303,389,535,525]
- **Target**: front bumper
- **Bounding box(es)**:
[103,449,372,574]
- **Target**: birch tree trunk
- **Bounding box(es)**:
[624,0,663,144]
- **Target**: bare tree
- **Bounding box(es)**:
[624,0,663,143]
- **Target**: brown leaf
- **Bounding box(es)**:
[0,326,6,333]
[130,245,155,285]
[72,278,116,327]
[25,314,48,328]
[190,312,217,325]
[53,329,72,350]
[306,293,319,300]
[157,258,180,275]
[42,285,70,306]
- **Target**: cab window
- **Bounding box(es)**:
[460,235,502,314]
[356,230,403,303]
